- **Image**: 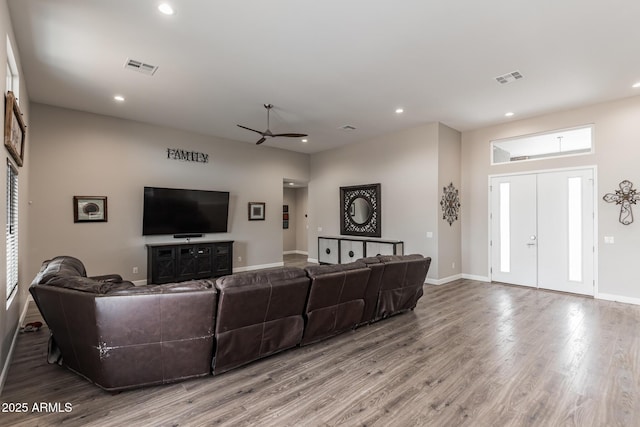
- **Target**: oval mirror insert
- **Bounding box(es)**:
[350,197,372,225]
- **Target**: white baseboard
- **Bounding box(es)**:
[307,258,319,264]
[0,294,32,396]
[234,262,284,273]
[132,279,148,286]
[425,274,463,286]
[283,250,309,255]
[596,292,640,306]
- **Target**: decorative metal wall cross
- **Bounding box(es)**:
[603,180,640,225]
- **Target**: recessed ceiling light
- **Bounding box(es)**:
[289,182,295,186]
[301,139,308,143]
[633,82,640,88]
[505,112,514,117]
[395,108,404,114]
[158,3,175,15]
[114,95,125,102]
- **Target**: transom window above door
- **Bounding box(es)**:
[491,125,593,165]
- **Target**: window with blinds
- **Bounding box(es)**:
[7,160,18,300]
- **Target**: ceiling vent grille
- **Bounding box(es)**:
[340,125,357,131]
[495,70,523,84]
[124,58,159,76]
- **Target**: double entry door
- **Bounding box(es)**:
[490,168,595,296]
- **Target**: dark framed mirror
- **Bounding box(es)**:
[340,183,381,237]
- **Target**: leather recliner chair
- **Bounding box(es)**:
[362,254,431,322]
[301,261,371,345]
[213,267,311,374]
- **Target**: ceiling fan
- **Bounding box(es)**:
[237,104,308,145]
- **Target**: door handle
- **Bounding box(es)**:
[526,243,536,246]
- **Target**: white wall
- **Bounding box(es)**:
[27,104,310,281]
[309,122,461,280]
[461,94,640,301]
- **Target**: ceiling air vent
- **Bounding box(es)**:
[495,70,523,85]
[340,125,357,131]
[124,58,159,76]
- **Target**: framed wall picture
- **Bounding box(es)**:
[74,196,108,223]
[248,202,265,220]
[283,205,289,229]
[4,91,26,167]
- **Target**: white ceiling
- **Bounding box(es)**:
[7,0,640,154]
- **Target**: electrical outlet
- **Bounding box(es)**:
[426,231,433,238]
[238,256,242,262]
[452,262,455,269]
[133,266,138,274]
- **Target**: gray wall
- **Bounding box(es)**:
[0,0,31,388]
[309,122,462,281]
[461,94,640,301]
[437,123,462,281]
[26,104,310,281]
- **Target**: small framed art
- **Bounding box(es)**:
[248,202,265,221]
[74,196,108,223]
[4,91,26,167]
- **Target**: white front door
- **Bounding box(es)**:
[490,174,538,287]
[537,169,594,295]
[490,168,595,296]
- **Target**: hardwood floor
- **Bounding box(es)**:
[283,253,316,268]
[3,279,640,426]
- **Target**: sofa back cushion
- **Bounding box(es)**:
[373,254,431,319]
[215,267,310,333]
[301,261,371,345]
[32,256,87,285]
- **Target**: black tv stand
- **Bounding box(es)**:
[146,241,233,284]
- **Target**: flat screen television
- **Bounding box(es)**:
[143,186,230,236]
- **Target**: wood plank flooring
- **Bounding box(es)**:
[2,279,640,426]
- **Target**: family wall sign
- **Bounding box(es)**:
[167,148,209,163]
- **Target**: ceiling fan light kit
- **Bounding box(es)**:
[237,104,308,145]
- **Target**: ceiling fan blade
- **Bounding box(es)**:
[271,133,308,138]
[256,137,267,145]
[237,124,265,135]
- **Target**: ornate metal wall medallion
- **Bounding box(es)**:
[440,182,461,226]
[603,180,640,225]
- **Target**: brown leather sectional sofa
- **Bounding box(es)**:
[30,254,431,391]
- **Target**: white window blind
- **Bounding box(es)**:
[7,160,18,299]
